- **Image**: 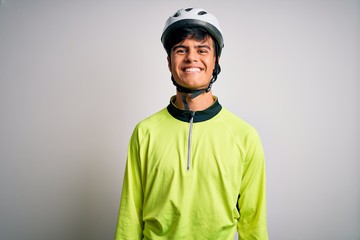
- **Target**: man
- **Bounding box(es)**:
[115,7,268,239]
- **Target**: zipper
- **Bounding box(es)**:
[187,112,195,171]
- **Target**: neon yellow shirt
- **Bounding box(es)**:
[115,98,268,239]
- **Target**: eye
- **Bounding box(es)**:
[174,48,186,54]
[198,48,208,54]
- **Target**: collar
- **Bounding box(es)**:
[167,96,222,123]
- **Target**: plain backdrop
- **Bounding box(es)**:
[0,0,359,239]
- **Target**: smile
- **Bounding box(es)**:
[184,67,201,72]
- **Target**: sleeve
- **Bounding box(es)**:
[237,129,268,240]
[115,127,144,240]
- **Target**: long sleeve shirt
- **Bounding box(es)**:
[115,98,268,239]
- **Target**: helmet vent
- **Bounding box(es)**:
[198,11,207,15]
[173,11,180,17]
[185,8,193,12]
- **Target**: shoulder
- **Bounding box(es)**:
[131,108,170,139]
[218,107,258,136]
[137,108,169,127]
[218,107,264,158]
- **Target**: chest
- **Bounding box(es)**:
[140,122,245,181]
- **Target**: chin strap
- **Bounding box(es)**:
[172,63,221,110]
[171,77,206,99]
[173,74,218,110]
[172,63,220,95]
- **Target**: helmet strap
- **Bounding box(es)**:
[171,76,207,99]
[171,62,220,97]
[171,76,216,111]
[171,60,220,110]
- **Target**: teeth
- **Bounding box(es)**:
[185,68,200,72]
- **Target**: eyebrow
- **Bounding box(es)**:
[172,44,211,51]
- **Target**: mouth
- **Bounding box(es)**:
[183,67,202,73]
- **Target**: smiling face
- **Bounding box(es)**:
[167,36,217,91]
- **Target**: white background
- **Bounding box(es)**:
[0,1,359,239]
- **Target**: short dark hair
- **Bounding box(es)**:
[164,26,220,58]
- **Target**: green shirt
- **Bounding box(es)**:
[115,98,268,239]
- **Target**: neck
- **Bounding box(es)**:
[174,90,215,111]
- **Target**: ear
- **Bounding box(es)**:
[167,56,171,72]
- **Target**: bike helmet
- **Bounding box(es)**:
[161,7,224,56]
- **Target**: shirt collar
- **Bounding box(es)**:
[167,96,222,123]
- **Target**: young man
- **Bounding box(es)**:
[115,7,268,239]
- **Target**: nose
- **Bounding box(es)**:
[184,49,198,63]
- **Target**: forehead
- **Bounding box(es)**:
[174,36,214,48]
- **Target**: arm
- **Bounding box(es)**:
[237,130,268,240]
[115,128,144,240]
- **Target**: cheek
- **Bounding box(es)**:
[168,55,180,70]
[169,62,176,73]
[170,58,183,73]
[206,59,216,72]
